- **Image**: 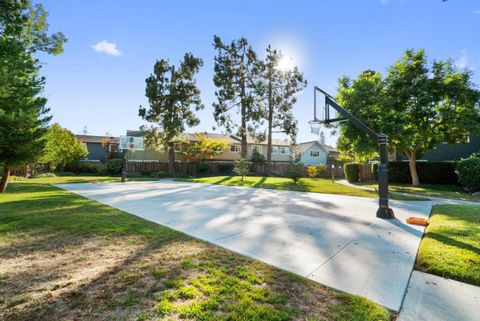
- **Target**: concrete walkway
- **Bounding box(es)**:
[57,180,432,311]
[398,271,480,321]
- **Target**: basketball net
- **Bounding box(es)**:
[310,123,321,135]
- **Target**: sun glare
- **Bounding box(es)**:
[276,56,295,72]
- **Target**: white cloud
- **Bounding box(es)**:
[455,49,474,70]
[91,40,122,56]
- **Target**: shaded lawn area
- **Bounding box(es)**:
[7,175,160,185]
[176,176,425,201]
[363,183,479,202]
[0,181,392,321]
[416,204,480,285]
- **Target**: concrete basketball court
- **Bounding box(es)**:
[57,180,432,311]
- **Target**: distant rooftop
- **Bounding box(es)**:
[296,140,337,153]
[125,130,292,146]
[76,134,120,144]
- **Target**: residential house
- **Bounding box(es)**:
[296,140,337,166]
[124,130,293,163]
[76,135,124,162]
[396,134,480,161]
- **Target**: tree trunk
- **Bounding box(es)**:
[0,166,10,193]
[265,82,273,176]
[241,118,247,159]
[240,46,248,160]
[407,151,420,186]
[240,83,248,159]
[168,142,175,176]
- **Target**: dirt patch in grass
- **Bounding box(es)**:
[0,233,343,321]
[0,182,392,321]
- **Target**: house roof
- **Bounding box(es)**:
[296,140,337,153]
[125,130,291,146]
[76,135,120,144]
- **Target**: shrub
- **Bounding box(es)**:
[456,156,480,192]
[56,171,75,176]
[216,162,234,175]
[106,159,123,175]
[197,161,210,175]
[33,173,56,178]
[65,161,106,174]
[344,163,360,183]
[250,149,266,165]
[233,159,249,181]
[8,175,27,182]
[140,170,152,176]
[307,165,319,178]
[157,170,167,178]
[174,172,189,178]
[286,163,305,184]
[387,161,459,185]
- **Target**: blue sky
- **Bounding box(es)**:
[39,0,480,146]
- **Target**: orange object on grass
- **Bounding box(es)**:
[406,217,428,226]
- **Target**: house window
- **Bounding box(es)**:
[310,150,320,157]
[279,146,290,154]
[271,146,279,154]
[173,143,182,152]
[230,144,241,153]
[252,145,263,154]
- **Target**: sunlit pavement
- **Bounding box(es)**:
[398,271,480,321]
[57,180,432,311]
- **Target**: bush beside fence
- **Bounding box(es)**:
[384,161,459,185]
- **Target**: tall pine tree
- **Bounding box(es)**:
[257,46,306,176]
[212,36,263,158]
[139,53,204,175]
[0,0,66,192]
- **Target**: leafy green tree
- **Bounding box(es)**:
[182,133,229,161]
[139,53,204,175]
[0,0,66,192]
[337,49,480,186]
[336,70,385,161]
[212,36,263,158]
[38,123,87,171]
[257,45,306,176]
[233,159,249,181]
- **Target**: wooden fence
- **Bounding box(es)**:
[125,160,364,180]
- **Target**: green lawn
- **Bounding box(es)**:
[176,176,425,200]
[7,174,159,185]
[0,178,392,321]
[363,183,480,202]
[416,204,480,285]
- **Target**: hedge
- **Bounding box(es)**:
[344,163,360,183]
[372,161,459,185]
[456,157,480,192]
[216,162,234,175]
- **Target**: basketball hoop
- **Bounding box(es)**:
[310,122,321,135]
[311,85,395,219]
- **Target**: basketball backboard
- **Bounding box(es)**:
[119,136,145,152]
[310,86,342,125]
